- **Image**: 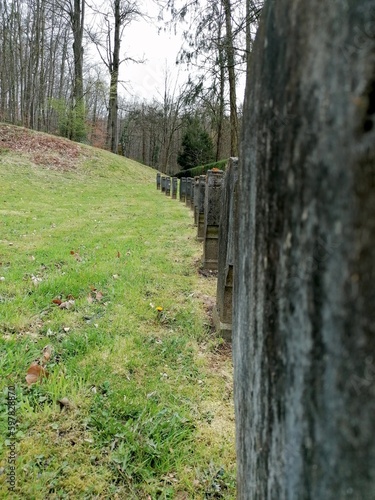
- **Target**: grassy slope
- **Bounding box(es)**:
[0,127,235,499]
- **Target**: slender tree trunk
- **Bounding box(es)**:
[216,27,226,162]
[221,0,238,157]
[106,0,120,153]
[70,0,85,141]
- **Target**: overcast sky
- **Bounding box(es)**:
[119,9,188,101]
[88,1,247,105]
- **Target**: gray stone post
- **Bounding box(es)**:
[193,176,200,225]
[165,176,171,196]
[197,175,206,241]
[185,177,192,207]
[213,158,238,341]
[202,169,224,270]
[156,173,161,190]
[161,176,166,193]
[180,178,186,202]
[171,177,178,199]
[190,178,195,211]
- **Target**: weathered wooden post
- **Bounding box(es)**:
[161,176,166,193]
[197,175,206,241]
[165,176,171,196]
[234,0,375,498]
[180,178,186,202]
[213,158,238,341]
[171,177,178,199]
[202,169,224,270]
[156,173,161,190]
[185,177,192,207]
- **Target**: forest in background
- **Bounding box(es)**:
[0,0,262,174]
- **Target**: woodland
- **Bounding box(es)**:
[0,0,263,174]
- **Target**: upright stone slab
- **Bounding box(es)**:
[190,179,195,211]
[185,178,192,207]
[165,176,171,196]
[197,175,206,241]
[180,178,186,202]
[156,173,161,190]
[202,170,224,270]
[234,1,375,498]
[213,158,238,340]
[193,177,200,225]
[171,177,178,199]
[161,176,166,193]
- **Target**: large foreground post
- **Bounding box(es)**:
[234,0,375,498]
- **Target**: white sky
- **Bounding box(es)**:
[87,1,247,105]
[119,6,189,101]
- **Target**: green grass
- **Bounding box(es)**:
[0,128,235,499]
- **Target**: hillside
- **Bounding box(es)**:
[0,125,235,499]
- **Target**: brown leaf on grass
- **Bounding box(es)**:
[26,363,48,385]
[59,299,75,310]
[88,290,103,302]
[58,397,73,411]
[42,345,53,363]
[52,298,62,305]
[117,251,120,258]
[70,250,81,261]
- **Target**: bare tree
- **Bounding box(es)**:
[88,0,144,153]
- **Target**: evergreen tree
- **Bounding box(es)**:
[177,117,214,170]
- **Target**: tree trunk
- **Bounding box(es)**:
[106,0,120,153]
[71,0,85,141]
[221,0,238,157]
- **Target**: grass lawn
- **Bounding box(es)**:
[0,126,235,499]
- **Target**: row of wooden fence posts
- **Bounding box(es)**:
[156,159,238,341]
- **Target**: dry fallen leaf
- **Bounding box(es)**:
[87,293,94,304]
[52,298,62,305]
[31,275,42,286]
[70,250,81,261]
[59,299,75,310]
[95,291,103,301]
[58,397,73,410]
[42,345,53,363]
[117,251,121,258]
[26,363,47,385]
